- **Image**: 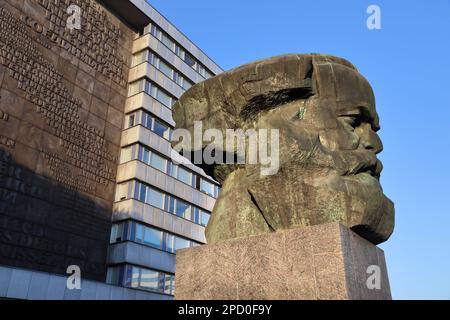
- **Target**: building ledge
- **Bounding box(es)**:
[0,266,171,300]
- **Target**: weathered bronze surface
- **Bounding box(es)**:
[172,54,394,245]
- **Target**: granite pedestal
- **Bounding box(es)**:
[175,223,391,300]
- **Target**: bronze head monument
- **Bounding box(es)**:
[172,54,394,246]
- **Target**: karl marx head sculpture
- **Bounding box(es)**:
[172,54,394,245]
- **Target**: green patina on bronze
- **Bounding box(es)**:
[172,54,394,245]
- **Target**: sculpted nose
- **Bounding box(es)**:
[359,123,383,154]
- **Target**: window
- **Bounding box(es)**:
[141,23,212,80]
[205,70,213,79]
[143,112,153,128]
[166,234,175,253]
[138,183,147,202]
[164,274,174,295]
[153,119,170,140]
[122,264,175,295]
[177,166,192,186]
[131,181,210,227]
[128,114,135,128]
[161,33,175,50]
[143,80,175,108]
[147,187,164,209]
[143,227,162,249]
[110,223,125,243]
[198,65,206,78]
[200,178,216,197]
[184,52,196,68]
[175,45,184,58]
[162,232,193,253]
[171,165,194,186]
[106,266,120,285]
[200,210,210,227]
[182,80,192,90]
[138,269,158,290]
[131,266,140,288]
[174,237,190,251]
[135,223,144,242]
[159,60,173,78]
[140,269,160,290]
[156,87,173,108]
[175,199,191,219]
[142,147,150,164]
[151,152,166,172]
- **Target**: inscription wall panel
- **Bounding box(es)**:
[0,0,134,281]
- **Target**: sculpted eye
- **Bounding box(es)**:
[340,116,360,130]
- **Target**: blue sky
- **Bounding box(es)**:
[148,0,450,299]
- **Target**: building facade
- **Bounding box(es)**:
[0,0,221,300]
[104,1,222,299]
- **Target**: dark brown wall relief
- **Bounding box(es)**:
[0,0,134,281]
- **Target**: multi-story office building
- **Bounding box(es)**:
[105,2,222,299]
[0,0,221,300]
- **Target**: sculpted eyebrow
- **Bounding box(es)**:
[339,106,371,120]
[338,106,380,131]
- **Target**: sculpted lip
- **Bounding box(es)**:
[353,159,382,179]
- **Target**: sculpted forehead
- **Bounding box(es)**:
[315,62,378,124]
[172,53,375,131]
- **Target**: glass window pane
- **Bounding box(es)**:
[183,81,192,90]
[201,211,210,227]
[140,269,159,290]
[138,183,146,202]
[131,267,140,288]
[156,88,172,107]
[142,112,152,129]
[170,165,177,179]
[192,207,199,224]
[106,267,119,285]
[168,196,175,214]
[177,167,192,185]
[164,274,173,295]
[200,179,216,197]
[115,223,124,241]
[184,53,196,68]
[153,119,170,139]
[166,234,175,253]
[142,148,150,164]
[150,24,158,37]
[161,33,174,50]
[151,152,166,172]
[110,224,117,243]
[159,60,173,78]
[174,237,190,251]
[136,224,143,242]
[147,187,164,209]
[175,199,191,219]
[144,227,162,249]
[198,65,206,77]
[127,114,135,128]
[147,51,155,65]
